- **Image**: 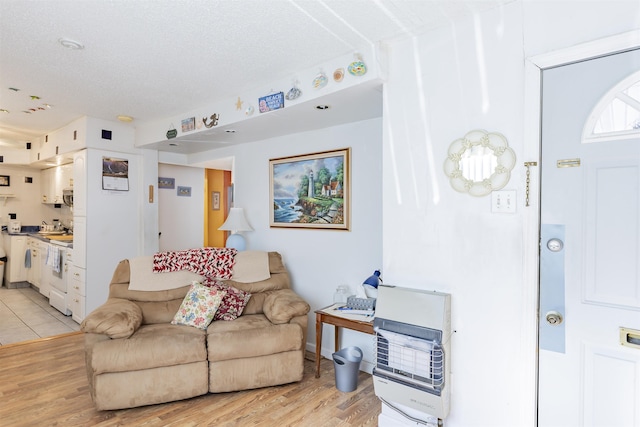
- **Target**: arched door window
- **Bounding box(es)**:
[583,70,640,143]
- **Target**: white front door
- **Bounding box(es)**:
[539,49,640,426]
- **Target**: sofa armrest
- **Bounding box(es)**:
[80,298,143,339]
[263,289,310,324]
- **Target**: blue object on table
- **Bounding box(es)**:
[363,270,381,288]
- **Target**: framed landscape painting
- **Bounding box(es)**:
[269,148,350,230]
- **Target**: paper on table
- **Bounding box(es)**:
[321,303,375,322]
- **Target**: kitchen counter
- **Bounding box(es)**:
[3,228,73,248]
[3,224,40,235]
[31,233,73,248]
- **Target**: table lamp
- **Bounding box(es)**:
[218,207,253,250]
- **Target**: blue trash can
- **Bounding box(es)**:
[332,346,363,392]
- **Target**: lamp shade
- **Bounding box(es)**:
[218,208,252,251]
[218,208,253,232]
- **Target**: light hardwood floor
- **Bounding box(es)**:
[0,333,381,426]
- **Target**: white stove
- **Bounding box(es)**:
[45,242,71,315]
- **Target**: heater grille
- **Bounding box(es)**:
[374,322,445,395]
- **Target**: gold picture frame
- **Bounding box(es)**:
[269,148,350,230]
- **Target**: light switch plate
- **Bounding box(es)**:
[492,190,517,213]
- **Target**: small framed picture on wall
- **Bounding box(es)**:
[0,175,10,186]
[177,186,192,197]
[212,191,220,210]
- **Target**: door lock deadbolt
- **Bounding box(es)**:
[545,311,564,326]
[547,238,564,252]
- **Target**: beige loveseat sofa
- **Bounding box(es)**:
[80,251,310,410]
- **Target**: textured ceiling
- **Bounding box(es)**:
[0,0,512,153]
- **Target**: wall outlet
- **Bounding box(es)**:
[492,190,517,213]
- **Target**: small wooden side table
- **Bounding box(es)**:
[314,305,375,378]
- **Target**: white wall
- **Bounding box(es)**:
[382,1,640,427]
[83,148,142,313]
[0,165,43,226]
[383,6,527,426]
[157,163,205,251]
[191,117,383,366]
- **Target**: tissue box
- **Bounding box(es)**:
[346,296,376,310]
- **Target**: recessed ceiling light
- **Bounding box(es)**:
[117,115,134,122]
[58,38,84,50]
[0,109,8,113]
[315,105,330,110]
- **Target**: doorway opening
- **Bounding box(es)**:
[204,168,232,247]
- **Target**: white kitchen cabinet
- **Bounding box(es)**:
[26,237,41,288]
[69,216,87,322]
[3,234,28,287]
[69,263,86,323]
[63,249,74,316]
[39,133,58,161]
[60,163,73,190]
[41,168,54,203]
[41,164,73,204]
[34,118,86,164]
[72,148,87,321]
[30,136,42,164]
[38,241,50,297]
[73,150,87,216]
[72,216,86,268]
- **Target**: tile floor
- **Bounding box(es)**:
[0,286,80,345]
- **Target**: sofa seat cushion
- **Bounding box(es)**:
[209,351,304,393]
[207,314,302,361]
[90,324,206,375]
[207,313,273,333]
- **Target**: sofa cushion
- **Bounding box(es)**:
[207,313,274,333]
[208,352,304,393]
[93,361,209,411]
[207,314,302,361]
[128,255,203,291]
[209,281,251,321]
[263,289,311,324]
[171,282,226,329]
[222,252,290,297]
[80,298,143,339]
[230,250,270,283]
[90,324,207,374]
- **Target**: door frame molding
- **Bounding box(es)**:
[523,29,640,426]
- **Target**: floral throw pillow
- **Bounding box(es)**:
[205,279,251,321]
[171,281,226,329]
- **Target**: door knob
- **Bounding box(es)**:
[547,238,564,252]
[545,311,564,326]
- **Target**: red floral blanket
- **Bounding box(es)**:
[152,247,237,279]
